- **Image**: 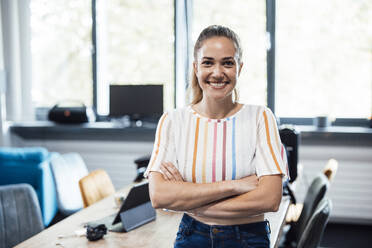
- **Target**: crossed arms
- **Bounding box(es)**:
[148,162,283,219]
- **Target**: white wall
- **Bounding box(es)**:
[297,144,372,224]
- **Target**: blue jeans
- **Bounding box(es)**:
[174,214,271,248]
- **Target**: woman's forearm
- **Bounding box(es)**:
[191,175,283,219]
[148,172,257,211]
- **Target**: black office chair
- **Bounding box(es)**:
[279,125,300,183]
[0,184,44,248]
[297,198,332,248]
[279,125,300,208]
[283,173,329,248]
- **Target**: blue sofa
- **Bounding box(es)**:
[0,147,58,226]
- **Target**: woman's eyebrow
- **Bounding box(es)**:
[202,57,214,60]
[222,57,234,60]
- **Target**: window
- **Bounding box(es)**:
[96,0,174,115]
[30,1,92,107]
[28,0,371,125]
[276,0,372,118]
[193,0,267,106]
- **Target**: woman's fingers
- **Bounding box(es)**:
[160,164,174,181]
[165,162,184,181]
[160,162,184,181]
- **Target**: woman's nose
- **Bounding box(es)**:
[211,65,223,78]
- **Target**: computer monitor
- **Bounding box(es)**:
[109,84,163,121]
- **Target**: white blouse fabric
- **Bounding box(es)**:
[144,104,288,183]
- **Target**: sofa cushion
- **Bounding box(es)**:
[0,147,58,226]
[50,153,88,215]
[0,147,49,163]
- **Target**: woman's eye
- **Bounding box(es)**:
[223,61,234,66]
[202,61,213,66]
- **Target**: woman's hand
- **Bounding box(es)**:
[233,175,259,194]
[160,162,184,182]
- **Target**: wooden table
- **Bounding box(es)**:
[16,187,290,248]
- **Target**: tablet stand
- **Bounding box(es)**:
[119,201,156,232]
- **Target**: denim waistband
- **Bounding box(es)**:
[180,214,271,239]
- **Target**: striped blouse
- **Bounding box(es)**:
[144,104,288,183]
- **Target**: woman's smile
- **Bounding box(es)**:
[207,80,230,89]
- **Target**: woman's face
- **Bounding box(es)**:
[194,36,243,102]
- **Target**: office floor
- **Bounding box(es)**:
[321,223,372,248]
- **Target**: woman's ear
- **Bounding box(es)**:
[238,62,243,76]
[193,61,198,74]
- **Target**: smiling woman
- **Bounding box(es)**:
[145,25,288,248]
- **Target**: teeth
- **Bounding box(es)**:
[209,82,226,88]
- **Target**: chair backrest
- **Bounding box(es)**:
[297,198,332,248]
[287,173,329,243]
[50,153,89,216]
[0,184,44,248]
[279,126,300,183]
[0,147,58,227]
[79,169,115,207]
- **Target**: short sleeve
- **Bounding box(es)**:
[252,107,289,180]
[144,112,177,178]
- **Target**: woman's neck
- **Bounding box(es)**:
[193,97,239,119]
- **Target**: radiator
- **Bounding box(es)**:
[297,145,372,224]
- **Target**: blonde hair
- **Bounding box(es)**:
[189,25,242,105]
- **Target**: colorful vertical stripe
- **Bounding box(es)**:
[149,113,168,169]
[263,111,283,174]
[222,121,227,181]
[212,122,218,182]
[201,121,209,183]
[270,110,281,151]
[232,117,236,180]
[192,117,200,183]
[183,114,192,179]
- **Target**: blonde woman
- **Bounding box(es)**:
[145,25,287,248]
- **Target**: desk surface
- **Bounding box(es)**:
[16,187,290,248]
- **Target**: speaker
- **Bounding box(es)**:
[48,102,95,124]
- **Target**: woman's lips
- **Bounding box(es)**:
[207,81,229,89]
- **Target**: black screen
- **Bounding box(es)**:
[109,85,163,119]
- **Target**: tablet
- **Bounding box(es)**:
[112,181,151,225]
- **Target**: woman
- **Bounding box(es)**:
[145,25,287,248]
